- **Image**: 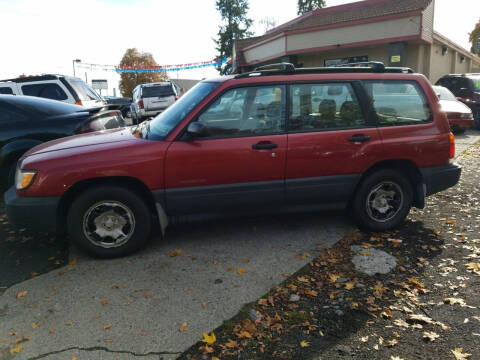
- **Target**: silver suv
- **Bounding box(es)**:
[130,82,179,123]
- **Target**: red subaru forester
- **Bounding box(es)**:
[5,63,461,258]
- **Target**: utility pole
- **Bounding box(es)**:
[72,59,81,77]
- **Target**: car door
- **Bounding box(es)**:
[164,85,287,215]
[285,81,383,206]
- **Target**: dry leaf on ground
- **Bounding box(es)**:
[201,332,216,345]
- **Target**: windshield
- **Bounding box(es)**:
[148,82,219,140]
[68,79,102,101]
[434,86,456,101]
[472,77,480,92]
[142,85,175,98]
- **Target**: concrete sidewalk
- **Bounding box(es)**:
[0,212,349,360]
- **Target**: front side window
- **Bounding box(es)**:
[21,83,68,101]
[196,85,285,138]
[148,81,220,140]
[289,83,365,131]
[364,81,432,126]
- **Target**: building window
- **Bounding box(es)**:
[324,56,369,67]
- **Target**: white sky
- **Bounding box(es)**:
[0,0,478,96]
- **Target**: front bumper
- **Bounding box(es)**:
[420,163,461,197]
[4,187,60,232]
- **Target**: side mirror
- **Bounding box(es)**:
[186,122,206,138]
[458,88,472,97]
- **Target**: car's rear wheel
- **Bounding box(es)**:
[67,186,151,258]
[352,169,412,232]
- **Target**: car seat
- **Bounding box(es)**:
[340,101,362,127]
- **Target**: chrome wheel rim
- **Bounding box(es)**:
[366,181,404,223]
[83,201,135,248]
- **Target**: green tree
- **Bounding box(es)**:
[469,19,480,54]
[297,0,326,15]
[118,48,168,98]
[214,0,253,75]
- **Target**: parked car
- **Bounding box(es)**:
[130,82,178,124]
[103,96,132,119]
[433,85,474,133]
[5,62,460,258]
[436,73,480,128]
[0,74,105,108]
[0,95,125,189]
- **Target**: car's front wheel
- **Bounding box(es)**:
[352,169,413,232]
[67,186,151,258]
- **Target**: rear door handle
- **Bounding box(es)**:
[348,135,371,143]
[252,142,278,150]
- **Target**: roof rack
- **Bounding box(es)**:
[235,62,414,78]
[0,74,62,83]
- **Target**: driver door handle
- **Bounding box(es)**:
[348,134,371,143]
[252,142,278,150]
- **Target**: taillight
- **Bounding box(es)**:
[138,99,144,109]
[75,100,83,106]
[449,132,455,159]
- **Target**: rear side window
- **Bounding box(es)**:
[364,81,432,126]
[21,83,68,101]
[289,83,366,131]
[142,85,175,98]
[67,80,101,101]
[0,87,14,95]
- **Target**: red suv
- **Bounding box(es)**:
[5,63,461,258]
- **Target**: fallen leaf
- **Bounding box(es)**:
[168,249,182,257]
[242,258,250,263]
[100,300,109,305]
[394,319,410,328]
[16,291,27,300]
[304,289,318,297]
[201,332,216,345]
[227,266,234,271]
[138,332,148,336]
[50,328,55,334]
[225,339,238,348]
[329,273,340,282]
[345,281,355,290]
[10,345,23,354]
[201,302,207,308]
[381,309,392,319]
[444,298,466,306]
[451,348,471,359]
[360,251,371,256]
[68,258,77,265]
[104,339,113,343]
[423,331,439,342]
[104,324,112,330]
[391,357,404,360]
[213,260,220,265]
[236,330,252,339]
[465,262,480,275]
[386,339,398,347]
[237,268,246,275]
[351,302,359,309]
[445,219,456,225]
[31,322,39,329]
[297,276,310,283]
[300,340,310,347]
[199,344,214,354]
[179,322,188,332]
[360,336,369,342]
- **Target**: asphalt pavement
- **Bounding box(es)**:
[0,211,350,359]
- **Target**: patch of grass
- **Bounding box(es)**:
[222,320,234,330]
[287,310,309,325]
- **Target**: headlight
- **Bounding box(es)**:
[15,169,37,190]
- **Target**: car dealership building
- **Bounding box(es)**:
[233,0,480,83]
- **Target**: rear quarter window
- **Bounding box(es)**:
[0,87,14,95]
[364,80,432,126]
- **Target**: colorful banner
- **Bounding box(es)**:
[76,58,229,73]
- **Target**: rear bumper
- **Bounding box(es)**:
[4,187,60,232]
[421,164,461,197]
[449,118,473,130]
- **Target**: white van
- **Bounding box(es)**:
[0,74,104,108]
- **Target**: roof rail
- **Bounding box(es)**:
[0,74,61,83]
[235,62,414,78]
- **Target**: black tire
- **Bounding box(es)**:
[67,186,151,258]
[352,169,413,232]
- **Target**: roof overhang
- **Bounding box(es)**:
[239,12,423,67]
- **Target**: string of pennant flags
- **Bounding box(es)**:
[76,58,230,73]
